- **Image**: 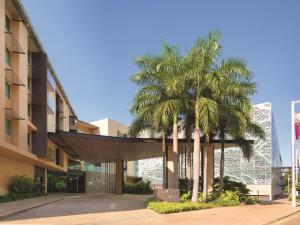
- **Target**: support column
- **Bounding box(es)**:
[203,144,214,199]
[115,159,124,194]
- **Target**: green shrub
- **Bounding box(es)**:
[219,191,240,202]
[147,201,213,214]
[0,175,44,204]
[0,195,12,203]
[124,179,152,194]
[180,191,192,202]
[198,192,205,202]
[244,197,256,205]
[288,194,300,201]
[146,198,239,214]
[213,199,240,207]
[214,177,250,202]
[8,175,41,194]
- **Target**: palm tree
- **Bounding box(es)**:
[184,31,222,202]
[131,44,187,189]
[182,110,194,190]
[210,58,265,191]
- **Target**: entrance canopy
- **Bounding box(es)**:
[48,132,247,164]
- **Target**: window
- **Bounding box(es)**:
[27,51,31,64]
[27,104,31,117]
[5,118,11,136]
[5,48,11,66]
[5,14,10,32]
[55,148,60,165]
[28,77,31,91]
[5,82,11,99]
[27,133,31,146]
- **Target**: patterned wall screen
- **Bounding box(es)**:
[214,102,282,186]
[135,102,282,187]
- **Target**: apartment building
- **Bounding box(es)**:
[0,0,75,195]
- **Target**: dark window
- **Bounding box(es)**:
[27,132,31,146]
[28,104,31,117]
[5,48,11,66]
[55,148,60,165]
[5,82,11,99]
[5,118,11,136]
[5,14,10,32]
[27,51,31,64]
[28,77,31,91]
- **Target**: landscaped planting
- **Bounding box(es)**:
[124,179,152,194]
[147,193,240,214]
[147,178,257,214]
[0,175,44,203]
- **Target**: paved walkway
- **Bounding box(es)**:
[0,194,299,225]
[0,194,64,220]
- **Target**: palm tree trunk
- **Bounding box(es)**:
[162,131,167,188]
[186,128,192,191]
[173,114,179,189]
[219,131,225,192]
[191,116,200,202]
[203,134,210,201]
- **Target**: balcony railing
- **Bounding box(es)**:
[5,68,25,86]
[5,0,23,22]
[5,31,25,54]
[5,108,25,120]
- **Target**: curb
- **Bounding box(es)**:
[0,198,63,221]
[263,208,300,225]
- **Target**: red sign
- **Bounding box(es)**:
[295,114,300,140]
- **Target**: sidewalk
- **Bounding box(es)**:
[0,194,63,220]
[0,195,300,225]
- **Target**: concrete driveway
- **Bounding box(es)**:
[0,194,299,225]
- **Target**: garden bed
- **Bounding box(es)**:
[146,198,240,214]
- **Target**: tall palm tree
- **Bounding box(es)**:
[210,58,265,191]
[131,44,187,189]
[184,31,222,202]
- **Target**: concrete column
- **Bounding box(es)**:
[203,144,214,198]
[115,159,124,194]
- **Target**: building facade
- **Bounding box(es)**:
[214,102,282,200]
[0,0,75,195]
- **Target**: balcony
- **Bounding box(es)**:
[5,0,23,22]
[5,108,25,120]
[5,68,25,86]
[5,31,25,54]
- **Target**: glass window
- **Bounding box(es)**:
[27,132,31,146]
[5,48,11,66]
[5,82,11,99]
[28,77,31,91]
[27,104,31,117]
[5,14,10,32]
[27,51,31,64]
[5,118,11,136]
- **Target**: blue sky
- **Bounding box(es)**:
[22,0,300,166]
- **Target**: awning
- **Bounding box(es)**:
[48,132,251,164]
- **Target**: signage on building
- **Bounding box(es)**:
[154,186,180,202]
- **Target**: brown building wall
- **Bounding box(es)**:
[0,154,34,195]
